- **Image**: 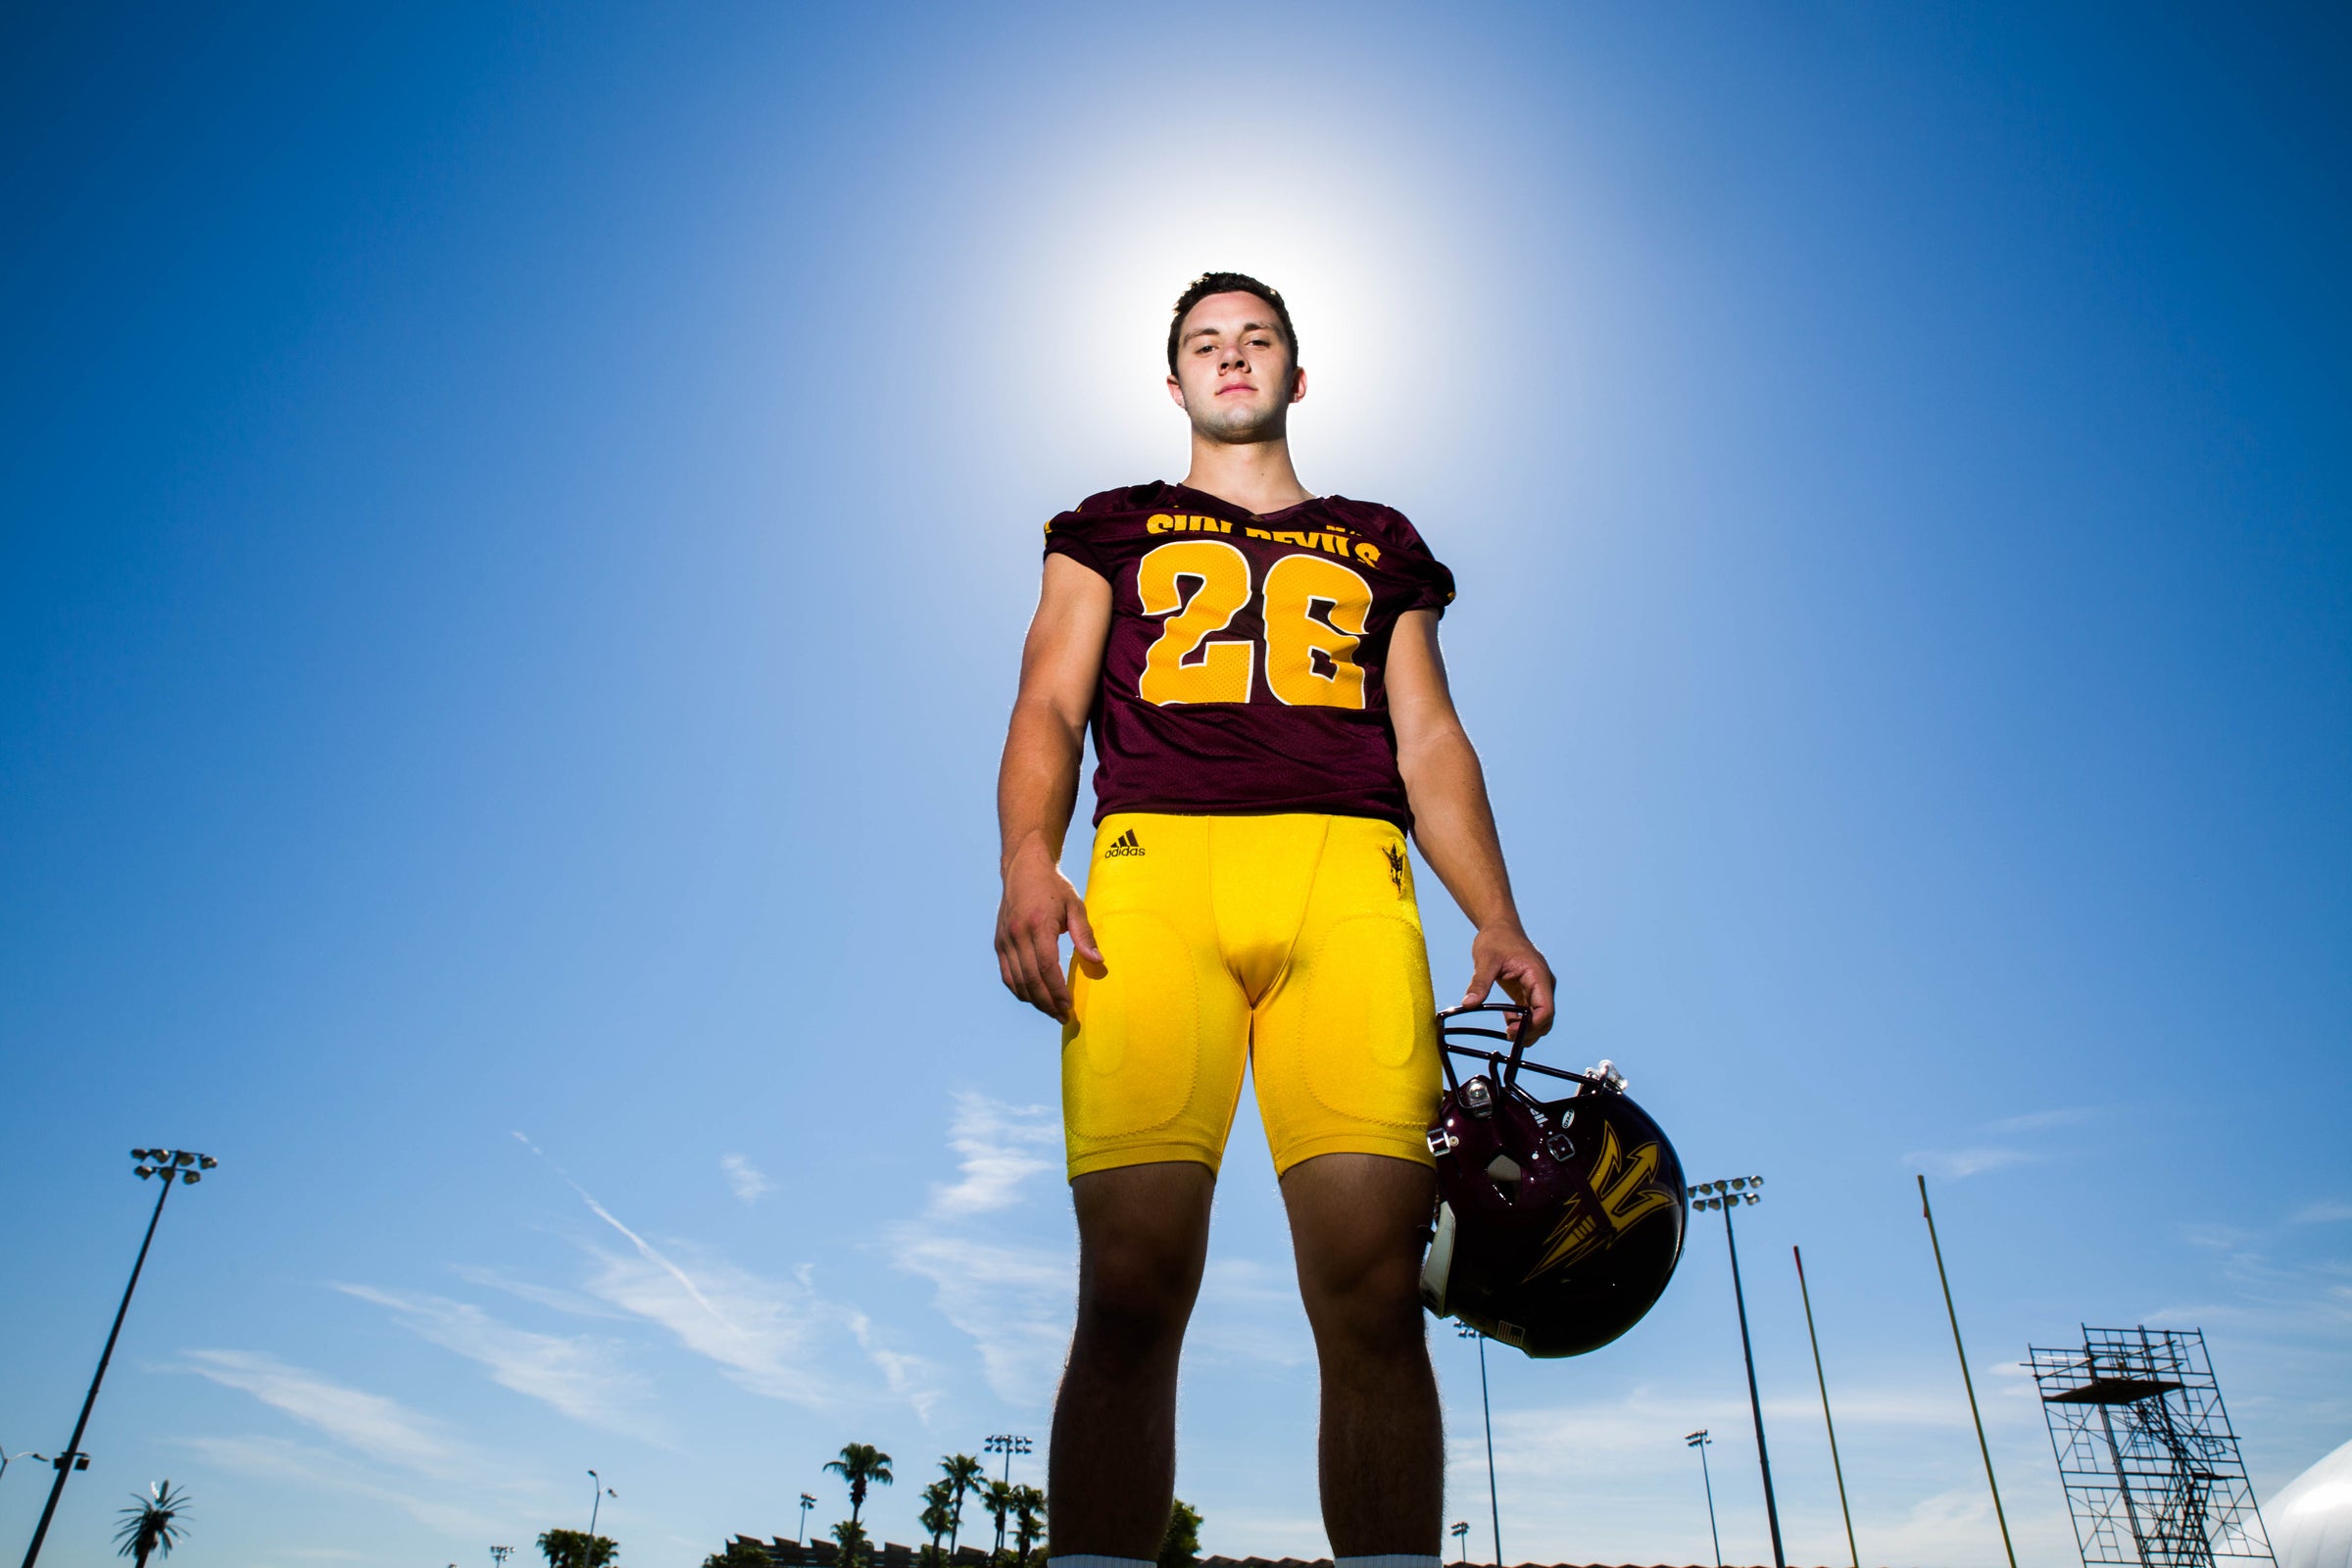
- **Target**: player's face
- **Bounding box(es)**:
[1167,291,1306,443]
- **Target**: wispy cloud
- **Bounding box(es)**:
[333,1284,659,1438]
[2291,1200,2352,1225]
[1992,1105,2100,1134]
[887,1232,1070,1405]
[513,1130,938,1416]
[880,1093,1076,1405]
[931,1093,1057,1216]
[1905,1145,2038,1180]
[448,1262,627,1319]
[1906,1105,2108,1182]
[176,1432,507,1538]
[180,1349,474,1481]
[722,1153,774,1202]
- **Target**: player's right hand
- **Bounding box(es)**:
[995,843,1102,1021]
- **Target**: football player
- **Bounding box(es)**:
[995,271,1554,1568]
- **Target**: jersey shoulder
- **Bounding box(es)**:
[1052,481,1176,529]
[1319,495,1431,551]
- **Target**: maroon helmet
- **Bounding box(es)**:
[1419,1003,1688,1357]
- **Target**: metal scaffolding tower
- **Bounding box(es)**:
[2029,1326,2276,1568]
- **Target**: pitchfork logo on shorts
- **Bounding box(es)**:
[1384,842,1406,896]
[1522,1121,1677,1282]
[1105,828,1146,858]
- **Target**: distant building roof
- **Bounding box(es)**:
[2275,1436,2352,1568]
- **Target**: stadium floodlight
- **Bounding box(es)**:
[984,1436,1034,1553]
[1693,1175,1786,1568]
[1457,1324,1501,1566]
[1686,1430,1723,1568]
[19,1149,217,1568]
[984,1433,1034,1481]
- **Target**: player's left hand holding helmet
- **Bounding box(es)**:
[1419,1004,1688,1357]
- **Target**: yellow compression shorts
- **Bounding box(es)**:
[1061,811,1443,1180]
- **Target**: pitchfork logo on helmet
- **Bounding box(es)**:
[1419,1003,1688,1357]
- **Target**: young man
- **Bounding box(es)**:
[995,272,1553,1568]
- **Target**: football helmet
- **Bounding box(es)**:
[1419,1003,1688,1357]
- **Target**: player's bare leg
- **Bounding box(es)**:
[1281,1152,1446,1557]
[1049,1159,1217,1557]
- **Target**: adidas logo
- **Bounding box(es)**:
[1104,828,1147,858]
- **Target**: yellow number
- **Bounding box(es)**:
[1262,553,1371,709]
[1137,540,1254,705]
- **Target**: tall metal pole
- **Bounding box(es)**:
[21,1171,174,1568]
[1688,1432,1723,1568]
[1457,1324,1501,1565]
[1918,1175,2018,1568]
[1721,1201,1787,1568]
[1477,1333,1501,1567]
[1792,1247,1859,1568]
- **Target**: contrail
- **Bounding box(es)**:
[511,1131,742,1338]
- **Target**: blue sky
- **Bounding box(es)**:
[2,4,2346,1565]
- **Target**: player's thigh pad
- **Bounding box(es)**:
[1253,815,1443,1175]
[1061,814,1250,1178]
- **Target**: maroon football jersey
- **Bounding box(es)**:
[1044,481,1455,829]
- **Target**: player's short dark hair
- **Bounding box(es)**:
[1166,271,1298,375]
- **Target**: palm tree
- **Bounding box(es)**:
[983,1480,1016,1559]
[114,1482,190,1568]
[918,1479,955,1565]
[940,1453,986,1555]
[823,1443,895,1528]
[537,1530,617,1568]
[830,1519,870,1568]
[1009,1485,1046,1565]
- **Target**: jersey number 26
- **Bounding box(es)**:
[1136,539,1370,710]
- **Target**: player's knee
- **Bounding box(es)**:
[1302,1255,1426,1359]
[1075,1242,1198,1362]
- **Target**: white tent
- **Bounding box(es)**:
[2275,1437,2352,1568]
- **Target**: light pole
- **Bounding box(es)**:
[1686,1431,1722,1568]
[985,1436,1031,1555]
[587,1470,615,1543]
[983,1434,1032,1486]
[800,1493,817,1544]
[1690,1177,1784,1568]
[1457,1323,1501,1567]
[492,1548,514,1568]
[1918,1175,2017,1568]
[20,1148,216,1568]
[1449,1522,1470,1565]
[1791,1247,1859,1568]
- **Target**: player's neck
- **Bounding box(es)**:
[1181,434,1314,518]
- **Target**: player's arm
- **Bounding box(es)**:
[1388,608,1557,1042]
[995,553,1113,1021]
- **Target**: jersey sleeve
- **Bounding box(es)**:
[1380,509,1456,616]
[1042,507,1112,579]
